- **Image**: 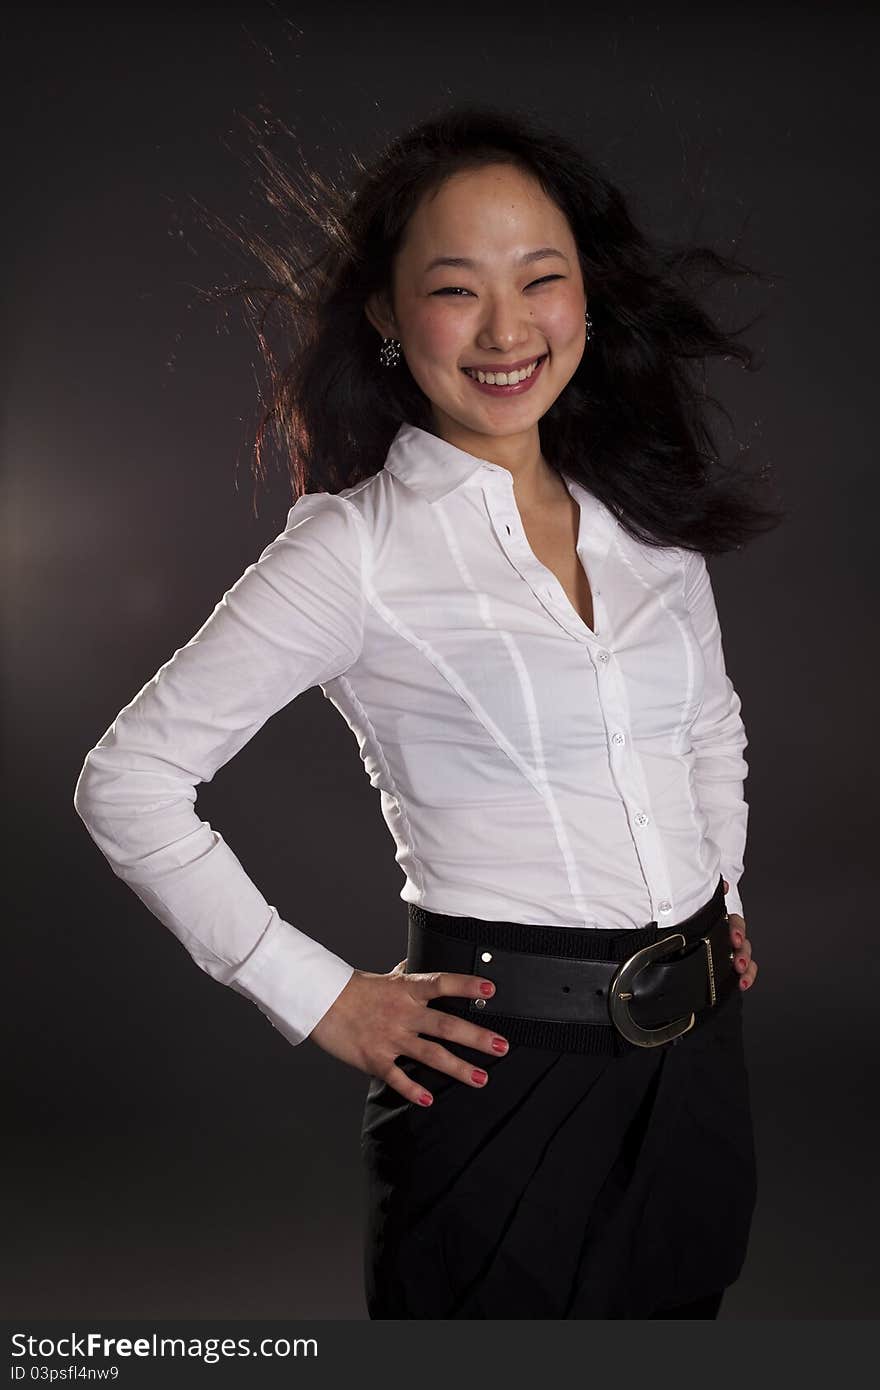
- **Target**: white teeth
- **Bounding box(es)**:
[463,356,542,385]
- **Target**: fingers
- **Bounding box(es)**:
[380,1030,506,1107]
[727,916,756,989]
[731,935,757,989]
[415,999,510,1059]
[367,969,511,1106]
[381,1058,437,1107]
[734,944,752,976]
[407,968,497,1004]
[384,970,512,1105]
[408,1035,497,1092]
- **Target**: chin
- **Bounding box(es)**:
[459,399,537,426]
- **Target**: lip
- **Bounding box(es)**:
[460,353,548,397]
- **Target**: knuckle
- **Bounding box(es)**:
[386,1034,409,1064]
[429,1010,451,1039]
[421,1039,448,1068]
[390,1019,413,1046]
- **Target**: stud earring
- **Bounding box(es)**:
[379,337,401,368]
[585,309,594,343]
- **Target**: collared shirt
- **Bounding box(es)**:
[74,422,749,1047]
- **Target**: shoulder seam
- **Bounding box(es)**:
[337,492,376,587]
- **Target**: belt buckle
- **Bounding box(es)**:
[608,931,700,1048]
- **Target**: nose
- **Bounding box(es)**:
[475,298,532,355]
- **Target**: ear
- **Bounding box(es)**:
[364,290,398,341]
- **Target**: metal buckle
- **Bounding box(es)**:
[608,931,698,1048]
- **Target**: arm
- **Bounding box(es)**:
[682,549,749,920]
[73,493,366,1047]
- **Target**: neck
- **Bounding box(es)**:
[429,412,566,510]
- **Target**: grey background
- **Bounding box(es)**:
[4,0,878,1319]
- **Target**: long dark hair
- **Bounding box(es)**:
[200,101,786,555]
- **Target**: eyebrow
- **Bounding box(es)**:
[423,247,569,273]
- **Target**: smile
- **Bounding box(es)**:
[461,353,548,395]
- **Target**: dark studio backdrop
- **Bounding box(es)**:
[4,0,878,1321]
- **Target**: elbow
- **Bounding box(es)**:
[72,741,202,874]
[690,701,748,761]
[73,750,102,827]
[72,743,141,832]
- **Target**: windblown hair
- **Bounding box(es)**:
[201,102,786,554]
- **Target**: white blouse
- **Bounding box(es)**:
[74,422,749,1048]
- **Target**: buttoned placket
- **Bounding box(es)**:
[482,465,677,925]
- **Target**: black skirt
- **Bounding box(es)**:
[360,898,758,1320]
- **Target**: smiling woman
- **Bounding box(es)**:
[365,168,589,452]
[201,102,784,555]
[75,101,780,1321]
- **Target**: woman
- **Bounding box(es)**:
[74,104,781,1320]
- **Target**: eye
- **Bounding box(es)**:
[430,275,565,297]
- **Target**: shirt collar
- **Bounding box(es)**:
[383,423,501,503]
[382,422,620,556]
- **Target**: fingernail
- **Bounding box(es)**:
[733,932,743,945]
[472,1069,488,1085]
[740,978,748,989]
[480,981,495,996]
[491,1038,508,1053]
[418,1093,432,1106]
[737,957,747,970]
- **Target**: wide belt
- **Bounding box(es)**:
[405,879,737,1054]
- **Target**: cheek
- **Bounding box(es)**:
[542,297,585,345]
[407,306,469,364]
[427,327,468,366]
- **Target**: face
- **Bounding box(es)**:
[366,162,588,462]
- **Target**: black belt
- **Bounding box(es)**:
[405,876,737,1057]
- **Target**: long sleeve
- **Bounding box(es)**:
[73,492,366,1046]
[682,549,749,919]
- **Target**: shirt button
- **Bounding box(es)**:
[658,900,673,914]
[597,649,610,663]
[611,732,625,745]
[634,812,650,827]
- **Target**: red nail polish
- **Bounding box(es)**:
[472,1069,488,1084]
[480,981,494,996]
[418,1093,432,1106]
[491,1038,508,1053]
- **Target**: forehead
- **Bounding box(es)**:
[399,163,574,257]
